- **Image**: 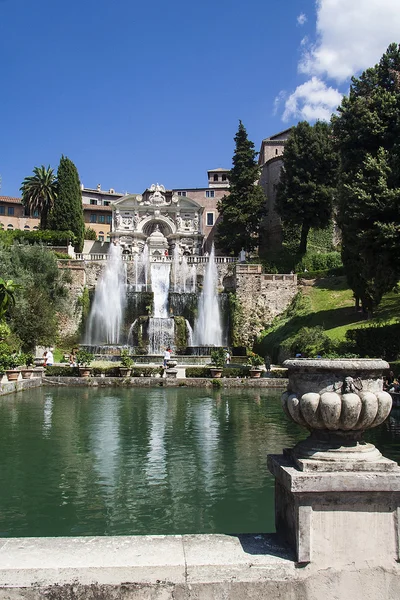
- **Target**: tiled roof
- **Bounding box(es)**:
[0,196,22,204]
[207,168,229,172]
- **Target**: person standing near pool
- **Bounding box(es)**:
[46,347,54,366]
[163,347,171,368]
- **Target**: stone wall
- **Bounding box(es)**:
[234,265,297,347]
[57,261,87,339]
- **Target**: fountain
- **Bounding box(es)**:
[84,238,227,358]
[193,245,223,349]
[85,243,126,345]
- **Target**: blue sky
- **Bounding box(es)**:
[1,0,399,196]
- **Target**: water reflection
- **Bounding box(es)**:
[1,387,396,538]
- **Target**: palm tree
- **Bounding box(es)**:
[20,165,57,229]
[0,278,19,321]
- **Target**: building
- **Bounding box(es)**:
[0,196,40,232]
[0,169,230,253]
[258,128,292,252]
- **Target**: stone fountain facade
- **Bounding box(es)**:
[110,184,204,256]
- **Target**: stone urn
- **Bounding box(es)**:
[281,359,393,471]
[210,368,223,379]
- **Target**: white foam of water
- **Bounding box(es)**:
[85,243,127,345]
[193,245,222,346]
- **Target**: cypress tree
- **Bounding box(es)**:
[49,156,85,252]
[216,121,266,255]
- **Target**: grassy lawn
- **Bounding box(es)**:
[301,277,400,341]
[256,276,400,359]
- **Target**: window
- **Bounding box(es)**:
[7,206,14,216]
[24,206,30,217]
[213,174,218,182]
[103,201,110,206]
[177,191,187,197]
[206,212,214,226]
[222,174,227,181]
[24,225,30,230]
[0,206,4,215]
[90,199,97,205]
[106,215,112,224]
[205,190,215,198]
[275,149,279,155]
[99,215,105,224]
[7,224,13,229]
[33,226,38,230]
[98,231,104,242]
[90,214,97,223]
[33,209,39,217]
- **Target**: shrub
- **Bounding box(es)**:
[45,365,78,377]
[346,322,400,361]
[211,348,226,368]
[120,349,134,368]
[75,349,94,366]
[247,352,264,367]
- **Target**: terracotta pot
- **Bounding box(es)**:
[5,370,19,381]
[119,367,132,377]
[78,367,92,378]
[249,369,262,378]
[20,369,33,379]
[210,368,223,379]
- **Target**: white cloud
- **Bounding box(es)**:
[297,13,307,26]
[273,90,287,116]
[282,77,343,122]
[278,0,400,122]
[299,0,400,82]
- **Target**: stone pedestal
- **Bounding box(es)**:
[269,358,400,566]
[268,454,400,566]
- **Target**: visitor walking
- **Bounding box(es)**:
[225,349,231,364]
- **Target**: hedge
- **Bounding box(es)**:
[346,323,400,361]
[185,367,250,378]
[0,229,76,247]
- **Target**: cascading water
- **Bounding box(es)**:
[193,245,222,346]
[148,262,175,354]
[85,243,126,345]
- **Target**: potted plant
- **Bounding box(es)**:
[247,352,264,378]
[75,349,94,377]
[210,348,226,378]
[119,349,133,377]
[4,353,20,381]
[19,352,35,379]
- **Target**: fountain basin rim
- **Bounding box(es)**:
[283,358,390,372]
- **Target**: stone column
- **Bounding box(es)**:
[268,358,400,566]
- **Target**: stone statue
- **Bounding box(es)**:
[176,214,182,230]
[114,210,121,229]
[193,213,199,231]
[133,212,140,228]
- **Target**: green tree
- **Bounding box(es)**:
[216,121,266,255]
[275,121,338,255]
[0,278,18,321]
[333,43,400,315]
[20,165,57,229]
[49,156,85,252]
[0,244,70,350]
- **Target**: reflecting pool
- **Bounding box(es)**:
[0,387,398,538]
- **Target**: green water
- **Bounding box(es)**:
[0,387,398,538]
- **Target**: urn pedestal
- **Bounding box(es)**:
[268,359,400,566]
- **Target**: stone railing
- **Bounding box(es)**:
[73,254,238,264]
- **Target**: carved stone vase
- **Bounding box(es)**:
[281,359,393,471]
